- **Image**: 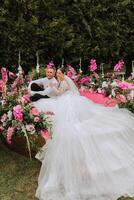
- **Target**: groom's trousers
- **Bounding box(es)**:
[30,83,50,102]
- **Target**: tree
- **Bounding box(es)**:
[0,0,133,72]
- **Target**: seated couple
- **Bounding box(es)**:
[28,67,60,101]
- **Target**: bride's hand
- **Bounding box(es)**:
[49,82,55,88]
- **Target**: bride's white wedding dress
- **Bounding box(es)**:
[33,76,134,200]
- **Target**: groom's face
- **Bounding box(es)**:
[45,68,55,79]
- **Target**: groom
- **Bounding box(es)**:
[28,67,58,101]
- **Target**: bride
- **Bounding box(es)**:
[33,67,134,200]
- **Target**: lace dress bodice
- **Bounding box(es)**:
[53,80,69,95]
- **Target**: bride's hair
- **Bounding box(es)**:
[58,67,66,74]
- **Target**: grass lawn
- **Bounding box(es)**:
[0,144,134,200]
[0,144,40,200]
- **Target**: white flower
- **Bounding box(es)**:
[131,72,134,77]
[90,82,95,85]
[97,88,102,93]
[7,110,12,120]
[111,81,118,87]
[102,81,108,88]
[130,90,134,100]
[111,89,116,97]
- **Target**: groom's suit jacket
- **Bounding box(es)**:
[28,77,58,97]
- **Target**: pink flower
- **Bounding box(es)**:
[30,107,40,116]
[114,59,124,72]
[117,81,134,90]
[26,124,35,133]
[41,130,51,140]
[116,94,127,103]
[0,80,4,92]
[74,74,80,82]
[11,82,17,93]
[34,116,40,122]
[1,113,7,122]
[66,71,73,78]
[13,105,23,122]
[67,65,76,75]
[80,76,91,84]
[9,71,15,79]
[93,72,99,79]
[1,67,8,83]
[22,95,30,104]
[89,59,97,72]
[11,77,20,93]
[18,75,24,85]
[46,60,54,69]
[6,127,14,144]
[97,89,106,95]
[66,65,76,79]
[101,89,106,95]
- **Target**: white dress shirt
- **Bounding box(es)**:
[28,77,58,97]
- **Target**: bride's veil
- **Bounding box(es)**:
[64,75,79,95]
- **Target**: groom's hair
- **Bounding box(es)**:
[45,66,56,71]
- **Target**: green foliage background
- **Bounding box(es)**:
[0,0,133,73]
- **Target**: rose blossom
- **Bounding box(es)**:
[13,105,23,122]
[34,116,40,122]
[41,130,51,140]
[116,94,127,103]
[26,124,35,134]
[30,107,40,116]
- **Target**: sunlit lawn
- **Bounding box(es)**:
[0,144,134,200]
